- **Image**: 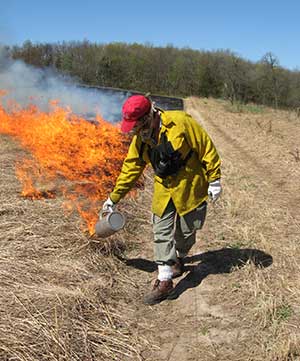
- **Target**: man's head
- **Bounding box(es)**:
[121,95,153,134]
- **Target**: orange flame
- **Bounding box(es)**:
[0,92,129,234]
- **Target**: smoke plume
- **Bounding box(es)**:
[0,46,128,122]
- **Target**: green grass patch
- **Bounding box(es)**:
[228,242,244,249]
[275,304,293,322]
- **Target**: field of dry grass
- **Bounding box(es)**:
[1,97,300,360]
[0,135,156,360]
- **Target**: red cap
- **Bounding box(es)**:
[121,95,151,133]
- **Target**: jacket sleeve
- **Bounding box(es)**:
[109,135,146,204]
[185,114,221,182]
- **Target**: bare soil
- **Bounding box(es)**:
[1,97,300,361]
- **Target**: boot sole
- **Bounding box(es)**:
[143,291,173,305]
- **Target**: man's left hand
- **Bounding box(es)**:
[208,179,222,202]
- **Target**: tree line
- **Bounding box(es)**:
[7,40,300,110]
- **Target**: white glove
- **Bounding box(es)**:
[102,197,115,212]
[208,179,222,202]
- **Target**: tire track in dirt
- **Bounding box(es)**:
[186,97,274,182]
[145,99,255,361]
[156,96,300,360]
[141,98,300,361]
[185,97,300,221]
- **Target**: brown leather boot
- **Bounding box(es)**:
[172,258,184,278]
[143,279,173,305]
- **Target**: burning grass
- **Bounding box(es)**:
[0,96,129,234]
[0,133,154,360]
[0,94,155,360]
[3,94,300,360]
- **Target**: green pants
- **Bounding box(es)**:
[153,199,207,265]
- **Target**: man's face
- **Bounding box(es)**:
[129,113,152,136]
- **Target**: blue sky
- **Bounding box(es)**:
[1,0,299,70]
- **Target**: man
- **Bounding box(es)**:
[102,94,222,305]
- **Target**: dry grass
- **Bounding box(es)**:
[184,97,300,361]
[0,135,155,360]
[1,96,300,361]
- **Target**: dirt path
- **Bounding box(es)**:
[135,97,300,361]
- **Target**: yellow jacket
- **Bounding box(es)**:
[110,110,221,217]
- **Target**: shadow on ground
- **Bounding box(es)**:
[121,248,273,299]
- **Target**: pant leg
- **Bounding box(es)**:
[153,200,177,265]
[175,201,207,258]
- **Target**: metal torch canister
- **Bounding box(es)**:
[95,209,125,238]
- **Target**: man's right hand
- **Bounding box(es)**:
[102,197,115,212]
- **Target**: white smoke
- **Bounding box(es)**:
[0,46,129,122]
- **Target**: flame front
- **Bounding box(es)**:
[0,93,128,234]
